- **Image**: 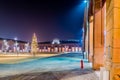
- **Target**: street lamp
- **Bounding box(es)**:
[82,0,89,60]
[14,37,18,55]
[84,0,87,3]
[85,0,89,61]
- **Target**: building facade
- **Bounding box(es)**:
[39,39,81,53]
[0,38,29,53]
[83,0,105,69]
[84,0,120,79]
[0,38,81,53]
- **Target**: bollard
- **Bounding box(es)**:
[80,60,84,69]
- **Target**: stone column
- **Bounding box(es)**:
[59,47,61,52]
[92,1,105,69]
[62,47,65,52]
[88,16,93,62]
[106,0,120,80]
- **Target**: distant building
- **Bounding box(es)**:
[0,38,81,53]
[0,38,28,53]
[39,39,81,53]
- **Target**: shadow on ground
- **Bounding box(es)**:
[0,53,95,80]
[0,68,98,80]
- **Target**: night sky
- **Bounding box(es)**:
[0,0,86,42]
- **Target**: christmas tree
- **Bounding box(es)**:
[31,33,38,55]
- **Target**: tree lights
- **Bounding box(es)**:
[31,33,38,56]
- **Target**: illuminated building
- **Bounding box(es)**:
[83,0,120,79]
[39,39,81,53]
[0,38,81,53]
[0,38,27,53]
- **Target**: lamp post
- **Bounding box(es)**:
[14,37,18,56]
[25,42,30,52]
[83,0,89,60]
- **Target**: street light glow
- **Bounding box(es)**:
[14,37,17,41]
[84,0,87,3]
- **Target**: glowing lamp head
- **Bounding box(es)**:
[14,37,17,41]
[3,40,6,42]
[84,0,87,3]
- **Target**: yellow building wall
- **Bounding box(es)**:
[106,0,120,80]
[93,5,105,69]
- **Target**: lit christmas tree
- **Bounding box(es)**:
[31,33,38,55]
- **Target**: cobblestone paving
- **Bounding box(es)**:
[0,69,99,80]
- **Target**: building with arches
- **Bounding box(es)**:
[39,39,81,53]
[84,0,120,79]
[0,38,81,53]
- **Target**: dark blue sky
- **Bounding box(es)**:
[0,0,86,42]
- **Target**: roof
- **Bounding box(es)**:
[0,38,27,43]
[38,40,80,44]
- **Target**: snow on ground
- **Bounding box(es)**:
[0,53,99,80]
